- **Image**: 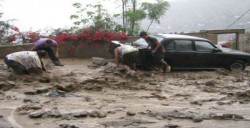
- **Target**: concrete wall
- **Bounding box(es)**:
[0,44,33,58]
[184,33,218,44]
[0,43,113,59]
[239,33,250,52]
[0,36,141,59]
[0,32,249,59]
[59,43,113,58]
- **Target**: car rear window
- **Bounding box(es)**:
[174,40,193,51]
[195,40,215,51]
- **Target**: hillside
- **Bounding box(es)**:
[141,0,250,33]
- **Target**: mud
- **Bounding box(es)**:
[0,58,250,128]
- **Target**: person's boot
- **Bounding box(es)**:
[162,65,167,73]
[166,65,171,72]
[54,61,64,66]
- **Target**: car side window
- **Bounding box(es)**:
[195,41,215,51]
[174,40,193,51]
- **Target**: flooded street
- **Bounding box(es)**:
[0,58,250,128]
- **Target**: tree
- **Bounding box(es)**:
[141,0,170,32]
[121,0,128,32]
[70,2,120,32]
[125,9,146,36]
[124,0,146,36]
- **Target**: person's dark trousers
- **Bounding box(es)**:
[139,49,153,70]
[36,47,60,64]
[4,57,29,75]
[152,52,164,69]
[122,51,138,70]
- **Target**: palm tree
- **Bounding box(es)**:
[121,0,129,32]
[141,0,170,32]
[130,0,137,35]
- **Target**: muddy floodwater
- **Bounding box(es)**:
[0,58,250,128]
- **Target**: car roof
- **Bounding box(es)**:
[157,33,209,41]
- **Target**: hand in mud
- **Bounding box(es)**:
[42,67,51,73]
[162,48,166,53]
[42,67,47,72]
[56,53,60,58]
[152,49,156,54]
[112,63,118,68]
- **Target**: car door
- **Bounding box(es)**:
[194,40,225,68]
[161,39,175,66]
[172,39,197,68]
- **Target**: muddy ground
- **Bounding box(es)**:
[0,58,250,128]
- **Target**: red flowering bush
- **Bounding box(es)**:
[78,29,93,44]
[51,29,128,47]
[5,31,40,44]
[89,30,128,44]
[10,26,19,32]
[52,32,79,45]
[24,31,40,43]
[3,26,129,50]
[6,34,17,43]
[1,26,129,57]
[117,31,129,40]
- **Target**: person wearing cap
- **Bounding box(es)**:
[4,50,47,75]
[30,38,63,66]
[114,44,139,71]
[139,31,171,73]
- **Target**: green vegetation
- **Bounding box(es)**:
[141,0,170,32]
[0,0,170,45]
[70,0,170,36]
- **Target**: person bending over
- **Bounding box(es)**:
[114,44,139,71]
[4,50,47,75]
[30,38,63,66]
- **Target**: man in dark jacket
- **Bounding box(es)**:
[139,31,171,72]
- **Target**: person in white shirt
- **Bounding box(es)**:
[4,50,47,75]
[114,44,139,71]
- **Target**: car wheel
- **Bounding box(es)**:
[228,60,246,71]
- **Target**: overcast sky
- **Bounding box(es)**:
[1,0,169,32]
[0,0,122,31]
